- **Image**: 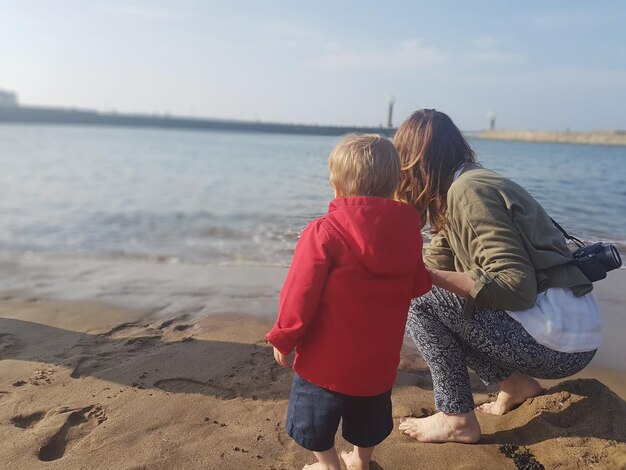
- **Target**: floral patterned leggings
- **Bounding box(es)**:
[405,286,596,414]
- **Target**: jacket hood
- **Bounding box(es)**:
[324,197,422,276]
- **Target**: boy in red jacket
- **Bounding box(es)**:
[266,134,431,470]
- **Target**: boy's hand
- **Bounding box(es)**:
[273,347,292,368]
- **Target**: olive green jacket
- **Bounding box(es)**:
[425,164,592,313]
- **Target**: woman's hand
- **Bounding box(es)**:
[273,346,292,368]
[427,268,476,298]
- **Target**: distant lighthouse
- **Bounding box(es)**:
[487,111,496,131]
[386,96,395,129]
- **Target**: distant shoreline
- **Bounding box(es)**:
[476,130,626,147]
[0,105,396,137]
[3,105,626,145]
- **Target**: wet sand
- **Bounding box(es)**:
[1,255,625,469]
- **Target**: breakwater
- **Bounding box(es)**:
[0,105,395,137]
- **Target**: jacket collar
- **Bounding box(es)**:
[328,196,403,212]
[456,162,483,179]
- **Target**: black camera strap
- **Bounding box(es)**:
[550,217,585,248]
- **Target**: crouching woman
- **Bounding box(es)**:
[394,109,602,443]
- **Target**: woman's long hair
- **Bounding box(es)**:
[394,109,475,232]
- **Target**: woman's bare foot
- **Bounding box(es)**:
[477,372,543,416]
[398,411,481,443]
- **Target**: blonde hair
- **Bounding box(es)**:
[328,134,400,199]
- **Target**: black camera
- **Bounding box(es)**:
[572,242,622,282]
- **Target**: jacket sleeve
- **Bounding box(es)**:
[413,263,432,298]
[265,220,333,354]
[450,183,537,311]
[413,223,433,298]
[424,231,456,271]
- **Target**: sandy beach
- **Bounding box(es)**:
[1,255,625,469]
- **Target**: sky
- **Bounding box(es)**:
[1,1,625,131]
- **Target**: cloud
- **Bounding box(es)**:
[305,39,447,71]
[261,19,323,46]
[464,36,526,65]
[530,12,619,28]
[96,3,183,20]
[471,36,498,49]
[465,51,526,65]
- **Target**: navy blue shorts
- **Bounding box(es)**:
[286,374,393,452]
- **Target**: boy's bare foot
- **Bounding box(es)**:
[304,448,341,470]
[399,411,480,443]
[303,463,338,470]
[340,450,370,470]
[477,373,543,416]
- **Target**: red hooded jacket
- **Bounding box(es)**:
[266,197,431,396]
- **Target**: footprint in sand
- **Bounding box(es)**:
[70,355,112,379]
[0,333,18,358]
[11,411,46,429]
[38,405,107,462]
[103,321,141,337]
[154,378,237,399]
[156,313,192,332]
[69,335,161,379]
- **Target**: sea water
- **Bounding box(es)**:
[1,125,625,266]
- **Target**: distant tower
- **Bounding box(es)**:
[386,96,395,129]
[0,89,18,107]
[487,111,496,131]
